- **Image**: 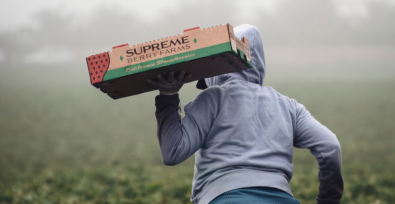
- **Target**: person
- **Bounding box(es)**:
[147,24,343,204]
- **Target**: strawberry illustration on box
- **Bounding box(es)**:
[87,52,110,84]
[85,24,252,99]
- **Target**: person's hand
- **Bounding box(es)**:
[147,71,192,95]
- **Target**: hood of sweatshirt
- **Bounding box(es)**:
[203,24,266,87]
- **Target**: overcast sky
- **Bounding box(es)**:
[1,0,394,32]
[1,0,394,65]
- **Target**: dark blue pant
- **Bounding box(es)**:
[210,187,300,204]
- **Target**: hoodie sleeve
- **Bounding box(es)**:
[293,103,343,204]
[155,87,223,166]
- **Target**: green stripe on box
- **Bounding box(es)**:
[240,48,253,68]
[232,48,253,68]
[103,42,237,81]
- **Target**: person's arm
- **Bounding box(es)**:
[149,71,223,166]
[293,103,343,204]
[155,93,186,165]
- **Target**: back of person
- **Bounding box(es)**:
[151,24,343,204]
[190,81,298,203]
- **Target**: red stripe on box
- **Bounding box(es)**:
[184,27,200,32]
[113,44,129,49]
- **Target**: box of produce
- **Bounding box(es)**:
[86,23,252,99]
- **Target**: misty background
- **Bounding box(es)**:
[1,0,395,203]
[1,0,394,67]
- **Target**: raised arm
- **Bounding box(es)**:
[293,103,343,204]
[149,71,223,166]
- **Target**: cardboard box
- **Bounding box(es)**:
[86,23,252,99]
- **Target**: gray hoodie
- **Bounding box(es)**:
[155,24,343,204]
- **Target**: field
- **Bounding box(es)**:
[0,62,394,204]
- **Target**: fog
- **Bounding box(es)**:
[0,0,394,67]
[1,2,395,203]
